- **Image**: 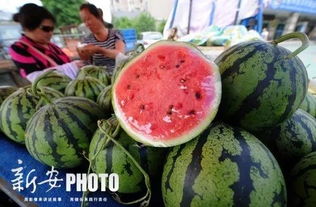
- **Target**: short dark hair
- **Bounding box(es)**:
[80,3,113,29]
[13,3,56,31]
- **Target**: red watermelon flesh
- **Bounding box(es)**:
[113,41,221,147]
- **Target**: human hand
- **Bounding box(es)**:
[77,44,100,60]
[77,44,90,60]
[81,44,101,55]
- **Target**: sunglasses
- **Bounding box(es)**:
[39,25,55,32]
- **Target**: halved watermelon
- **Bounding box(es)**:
[112,41,221,147]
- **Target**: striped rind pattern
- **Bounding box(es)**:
[0,87,63,144]
[96,85,112,113]
[37,71,71,93]
[25,97,103,168]
[65,77,106,102]
[78,65,110,86]
[215,40,308,133]
[89,129,165,193]
[275,109,316,161]
[0,88,39,143]
[162,123,287,207]
[299,93,316,117]
[290,152,316,206]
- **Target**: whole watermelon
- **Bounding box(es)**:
[162,123,286,207]
[274,109,316,162]
[77,65,110,85]
[289,152,316,207]
[215,32,309,133]
[89,122,166,194]
[96,85,112,113]
[299,92,316,117]
[65,77,106,102]
[35,70,71,93]
[25,97,103,168]
[0,86,63,144]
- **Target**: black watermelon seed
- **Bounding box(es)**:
[188,110,196,115]
[195,91,202,100]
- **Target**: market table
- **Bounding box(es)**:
[0,133,127,207]
[0,60,30,87]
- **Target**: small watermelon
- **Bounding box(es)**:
[289,152,316,206]
[65,77,106,102]
[34,70,71,93]
[97,85,112,113]
[0,85,18,105]
[89,123,166,194]
[25,97,103,168]
[215,32,309,133]
[299,92,316,117]
[162,123,287,207]
[112,41,221,147]
[0,86,63,144]
[78,65,110,85]
[274,109,316,162]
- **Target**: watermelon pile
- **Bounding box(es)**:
[1,32,315,207]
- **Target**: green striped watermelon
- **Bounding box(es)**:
[89,120,166,194]
[78,65,110,86]
[25,97,103,168]
[0,86,18,105]
[112,41,221,147]
[162,123,286,207]
[215,32,309,133]
[96,85,112,113]
[0,86,63,144]
[289,152,316,206]
[34,70,71,93]
[65,77,106,102]
[299,92,316,117]
[274,109,316,162]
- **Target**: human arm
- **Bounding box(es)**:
[79,39,125,60]
[97,39,125,59]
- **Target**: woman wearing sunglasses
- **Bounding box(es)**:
[78,3,126,75]
[9,3,82,81]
